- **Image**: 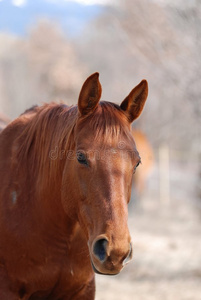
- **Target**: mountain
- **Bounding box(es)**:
[0,0,104,36]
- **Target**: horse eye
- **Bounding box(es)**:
[136,161,140,168]
[133,161,141,173]
[77,152,88,166]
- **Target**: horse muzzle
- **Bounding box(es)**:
[89,235,133,275]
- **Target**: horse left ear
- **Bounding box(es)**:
[78,72,102,116]
[120,80,148,123]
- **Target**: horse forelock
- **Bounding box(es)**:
[77,101,131,144]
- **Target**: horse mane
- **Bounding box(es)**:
[14,103,77,191]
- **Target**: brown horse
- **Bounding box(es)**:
[0,73,148,300]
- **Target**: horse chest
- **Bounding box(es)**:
[4,249,92,300]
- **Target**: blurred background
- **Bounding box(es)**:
[0,0,201,299]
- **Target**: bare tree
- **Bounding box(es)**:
[0,20,86,119]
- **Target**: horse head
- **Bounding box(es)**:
[61,73,148,275]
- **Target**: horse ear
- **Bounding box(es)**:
[120,80,148,123]
[78,72,102,116]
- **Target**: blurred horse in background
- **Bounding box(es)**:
[132,129,154,200]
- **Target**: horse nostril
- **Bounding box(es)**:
[93,238,108,262]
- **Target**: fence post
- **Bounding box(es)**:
[159,144,170,206]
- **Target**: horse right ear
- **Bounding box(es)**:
[78,72,102,116]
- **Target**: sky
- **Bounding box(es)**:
[5,0,115,6]
[0,0,109,36]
